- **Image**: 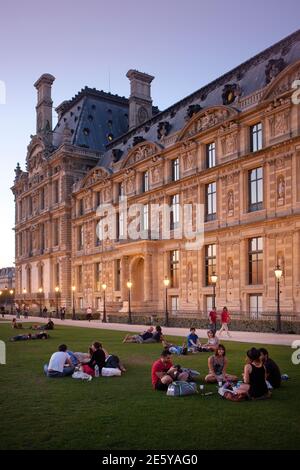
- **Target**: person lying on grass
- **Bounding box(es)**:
[235,347,271,400]
[205,344,237,384]
[151,350,189,391]
[123,326,154,343]
[10,332,49,341]
[31,319,54,331]
[162,340,188,355]
[44,344,74,377]
[201,330,219,352]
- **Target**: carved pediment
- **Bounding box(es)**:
[80,167,111,189]
[26,132,54,172]
[261,59,300,101]
[177,105,239,141]
[121,141,162,169]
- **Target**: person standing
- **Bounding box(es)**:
[42,306,48,318]
[86,306,93,322]
[208,307,217,334]
[218,306,231,338]
[60,306,66,320]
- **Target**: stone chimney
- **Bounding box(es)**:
[34,73,55,134]
[126,70,154,130]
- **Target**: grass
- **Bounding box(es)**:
[0,322,299,450]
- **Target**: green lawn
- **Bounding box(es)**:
[0,323,299,450]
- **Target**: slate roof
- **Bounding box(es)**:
[99,29,300,170]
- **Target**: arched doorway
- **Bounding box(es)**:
[131,257,144,303]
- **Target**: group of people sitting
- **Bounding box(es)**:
[44,342,126,378]
[152,339,282,400]
[122,325,163,344]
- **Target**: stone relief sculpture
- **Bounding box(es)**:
[265,58,286,85]
[227,258,234,280]
[277,175,285,205]
[227,190,234,215]
[269,111,290,137]
[151,166,161,184]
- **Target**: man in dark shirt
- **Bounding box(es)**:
[122,326,154,343]
[259,348,281,388]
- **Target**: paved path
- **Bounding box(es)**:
[2,314,299,347]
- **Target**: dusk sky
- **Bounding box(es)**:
[0,0,300,267]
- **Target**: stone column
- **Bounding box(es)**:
[144,253,152,301]
[120,256,128,301]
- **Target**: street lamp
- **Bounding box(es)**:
[38,287,43,317]
[71,285,76,320]
[163,277,170,326]
[127,280,132,324]
[274,265,283,333]
[9,289,14,315]
[55,286,60,319]
[210,272,218,310]
[102,283,107,323]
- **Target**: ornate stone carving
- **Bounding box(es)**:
[277,175,285,205]
[227,257,234,280]
[133,136,146,147]
[221,132,238,156]
[151,165,162,185]
[227,190,234,216]
[222,83,242,105]
[265,58,286,85]
[269,110,290,137]
[82,167,110,188]
[157,121,171,140]
[123,143,159,168]
[179,106,238,141]
[185,104,202,120]
[126,176,135,194]
[180,140,197,172]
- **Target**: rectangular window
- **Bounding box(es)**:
[249,294,263,319]
[77,225,84,250]
[171,296,179,312]
[170,250,179,288]
[27,268,32,294]
[77,265,83,291]
[170,194,180,230]
[249,237,263,285]
[119,182,125,201]
[206,182,217,221]
[28,196,33,216]
[119,212,125,239]
[115,259,121,291]
[94,262,102,291]
[40,223,45,252]
[39,265,44,289]
[95,191,101,209]
[141,204,149,232]
[53,219,59,246]
[205,244,216,286]
[95,221,100,246]
[172,158,180,182]
[250,122,262,152]
[53,180,59,204]
[249,167,263,212]
[79,297,84,309]
[206,142,216,168]
[78,199,84,216]
[142,171,149,192]
[54,263,60,287]
[206,295,213,313]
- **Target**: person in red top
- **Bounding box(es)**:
[208,307,217,334]
[151,350,189,391]
[218,306,232,338]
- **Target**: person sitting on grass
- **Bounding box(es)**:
[151,350,189,391]
[205,344,237,384]
[102,346,127,372]
[81,341,106,376]
[11,318,23,329]
[44,344,75,377]
[259,348,281,389]
[31,319,54,331]
[122,326,154,343]
[187,327,202,352]
[236,347,271,400]
[143,325,165,343]
[201,330,219,351]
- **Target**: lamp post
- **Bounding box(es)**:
[163,277,170,327]
[210,272,218,310]
[102,283,107,323]
[127,280,132,324]
[71,285,76,320]
[274,265,283,333]
[55,286,60,319]
[38,287,43,317]
[9,289,14,315]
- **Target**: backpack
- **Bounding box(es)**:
[166,381,198,397]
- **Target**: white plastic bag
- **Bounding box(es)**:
[101,367,121,377]
[72,371,92,381]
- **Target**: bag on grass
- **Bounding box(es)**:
[166,381,197,397]
[101,367,122,377]
[72,371,92,381]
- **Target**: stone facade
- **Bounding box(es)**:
[11,31,300,317]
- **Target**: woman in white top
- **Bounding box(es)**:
[44,344,74,377]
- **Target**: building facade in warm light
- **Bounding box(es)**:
[12,30,300,317]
